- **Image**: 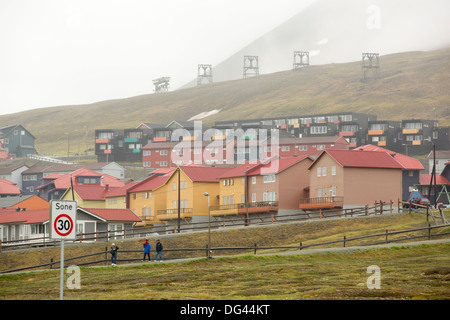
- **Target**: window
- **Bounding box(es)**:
[252,177,256,184]
[241,178,245,184]
[281,146,290,152]
[332,166,336,175]
[263,192,276,202]
[331,187,336,196]
[252,193,256,202]
[142,192,148,199]
[310,126,327,134]
[322,167,327,176]
[404,122,422,130]
[160,161,168,167]
[317,167,321,177]
[317,145,325,150]
[298,145,307,151]
[173,182,176,190]
[160,150,168,155]
[143,150,151,156]
[264,174,276,183]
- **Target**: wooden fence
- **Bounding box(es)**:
[1,223,449,274]
[0,201,395,251]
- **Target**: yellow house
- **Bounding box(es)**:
[127,172,175,227]
[157,166,231,225]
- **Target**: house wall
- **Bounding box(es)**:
[343,167,402,206]
[218,176,245,205]
[105,196,127,209]
[277,159,312,209]
[309,155,345,199]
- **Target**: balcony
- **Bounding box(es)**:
[402,128,419,134]
[339,131,355,137]
[368,130,384,135]
[210,201,279,216]
[157,208,193,221]
[299,196,344,211]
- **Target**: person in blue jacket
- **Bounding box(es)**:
[143,239,151,262]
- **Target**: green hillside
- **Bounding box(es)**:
[1,48,449,156]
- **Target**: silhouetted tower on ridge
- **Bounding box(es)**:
[293,51,310,70]
[361,53,380,81]
[197,64,213,85]
[153,77,170,93]
[243,56,259,78]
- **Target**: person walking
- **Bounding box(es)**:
[155,239,163,262]
[110,243,119,266]
[143,239,151,262]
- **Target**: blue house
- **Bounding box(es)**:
[0,125,37,157]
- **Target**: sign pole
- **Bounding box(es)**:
[50,200,76,301]
[60,239,64,300]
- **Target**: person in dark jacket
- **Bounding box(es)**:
[110,243,119,266]
[143,239,151,262]
[155,239,163,262]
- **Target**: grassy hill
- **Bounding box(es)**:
[0,47,449,156]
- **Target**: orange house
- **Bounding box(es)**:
[0,194,49,210]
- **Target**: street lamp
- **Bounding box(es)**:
[203,192,212,259]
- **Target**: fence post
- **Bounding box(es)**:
[206,245,209,258]
[105,246,108,265]
[380,200,383,214]
[385,230,388,243]
[374,201,377,215]
[366,205,369,216]
[428,223,431,240]
[300,242,302,250]
[343,236,346,247]
[0,240,2,253]
[254,243,257,255]
[390,200,393,214]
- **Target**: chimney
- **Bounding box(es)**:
[105,184,109,191]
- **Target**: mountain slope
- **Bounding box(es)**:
[181,0,450,88]
[0,47,449,155]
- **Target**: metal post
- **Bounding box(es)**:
[60,240,64,300]
[178,167,181,233]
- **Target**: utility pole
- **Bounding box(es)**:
[177,167,181,233]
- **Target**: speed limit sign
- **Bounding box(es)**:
[50,200,77,240]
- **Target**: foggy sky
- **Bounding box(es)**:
[1,0,449,116]
[0,0,315,115]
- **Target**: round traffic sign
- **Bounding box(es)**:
[53,214,74,237]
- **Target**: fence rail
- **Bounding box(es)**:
[0,200,446,252]
[1,223,449,274]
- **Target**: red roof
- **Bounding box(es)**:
[318,149,404,169]
[82,208,141,222]
[0,209,49,224]
[354,145,424,170]
[0,179,21,195]
[181,166,232,182]
[129,173,173,193]
[220,156,311,178]
[419,174,450,185]
[105,181,140,197]
[37,168,125,190]
[73,185,121,201]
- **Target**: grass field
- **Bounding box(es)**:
[0,242,448,300]
[0,210,449,300]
